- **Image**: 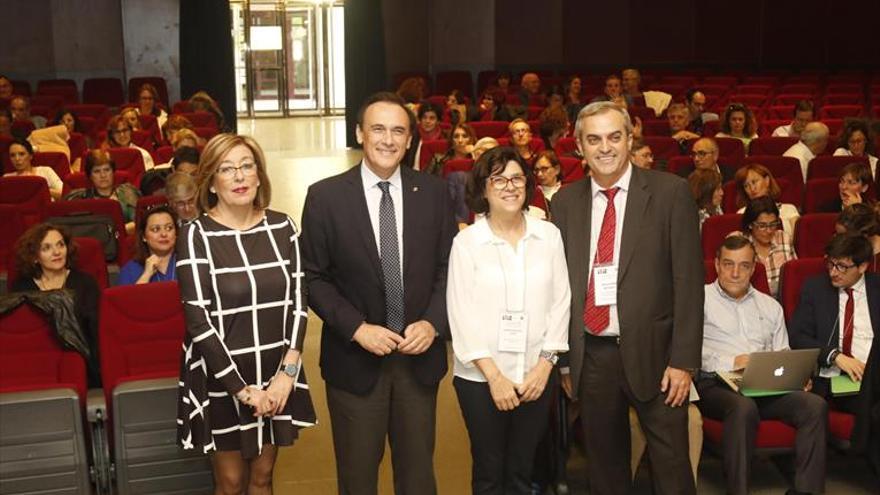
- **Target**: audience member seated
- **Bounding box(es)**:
[495,71,512,95]
[50,109,82,171]
[188,90,227,131]
[518,72,543,107]
[565,75,585,123]
[688,168,723,231]
[0,108,12,138]
[118,204,178,285]
[667,102,700,145]
[444,89,468,126]
[621,68,643,104]
[833,119,877,178]
[396,76,427,115]
[65,149,140,233]
[630,138,654,169]
[120,106,142,131]
[784,122,830,180]
[533,150,563,214]
[590,74,629,108]
[716,102,758,149]
[696,235,826,495]
[3,138,63,200]
[772,100,815,139]
[170,145,199,176]
[538,105,570,152]
[0,74,12,100]
[417,101,446,142]
[836,204,880,273]
[164,172,199,224]
[472,136,499,161]
[10,95,47,129]
[789,233,876,415]
[676,137,737,183]
[470,88,512,122]
[11,223,101,386]
[819,161,873,213]
[686,89,719,135]
[425,123,475,176]
[141,145,200,196]
[733,197,797,297]
[102,114,156,170]
[161,114,195,146]
[734,163,800,234]
[135,83,168,136]
[508,118,538,167]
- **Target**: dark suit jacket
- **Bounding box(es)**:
[301,164,457,395]
[675,163,737,184]
[788,272,880,367]
[550,165,704,401]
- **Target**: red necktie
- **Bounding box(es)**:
[584,187,619,334]
[842,288,854,357]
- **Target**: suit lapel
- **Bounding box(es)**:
[401,167,419,279]
[345,163,383,281]
[568,180,592,303]
[866,275,880,332]
[619,166,651,280]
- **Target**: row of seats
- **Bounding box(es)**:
[7,77,171,108]
[702,213,838,261]
[0,281,212,494]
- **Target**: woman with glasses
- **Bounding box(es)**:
[531,150,564,220]
[733,196,797,297]
[448,146,570,494]
[176,134,315,492]
[734,163,799,235]
[117,204,178,285]
[102,114,156,171]
[135,83,168,134]
[508,118,539,167]
[716,103,759,149]
[64,149,140,234]
[833,120,878,178]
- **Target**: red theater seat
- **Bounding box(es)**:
[178,111,218,129]
[82,78,125,107]
[559,156,584,183]
[0,176,50,227]
[701,214,743,260]
[442,158,473,178]
[128,77,169,108]
[807,155,869,181]
[45,198,129,263]
[435,71,474,99]
[793,213,837,259]
[687,137,745,167]
[6,237,109,291]
[749,137,799,156]
[828,410,855,450]
[107,147,146,186]
[643,136,680,160]
[666,156,693,176]
[820,105,863,119]
[641,119,671,137]
[470,121,509,139]
[779,257,826,321]
[134,195,168,229]
[33,151,71,180]
[703,418,796,455]
[554,137,578,157]
[0,205,24,272]
[744,155,804,193]
[704,259,771,295]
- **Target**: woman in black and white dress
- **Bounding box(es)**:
[176,133,315,493]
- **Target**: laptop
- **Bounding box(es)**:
[717,349,820,397]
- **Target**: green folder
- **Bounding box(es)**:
[831,375,861,396]
[741,388,790,398]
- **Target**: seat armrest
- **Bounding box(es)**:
[86,387,107,422]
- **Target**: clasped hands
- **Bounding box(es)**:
[352,321,436,356]
[236,372,296,418]
[485,359,553,412]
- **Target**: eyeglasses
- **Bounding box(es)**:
[487,175,527,190]
[534,165,556,175]
[825,259,857,273]
[217,162,257,179]
[171,198,196,209]
[751,221,780,231]
[692,150,716,158]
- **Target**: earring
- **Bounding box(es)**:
[210,187,216,193]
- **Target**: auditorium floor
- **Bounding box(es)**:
[248,117,877,494]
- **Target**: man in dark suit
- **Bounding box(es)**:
[551,101,704,495]
[301,92,456,495]
[789,233,879,410]
[675,137,737,183]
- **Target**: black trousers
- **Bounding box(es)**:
[454,376,552,495]
[326,354,438,495]
[579,334,695,495]
[696,377,828,495]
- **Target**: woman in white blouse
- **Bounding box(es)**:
[833,119,878,178]
[447,146,571,494]
[4,138,63,200]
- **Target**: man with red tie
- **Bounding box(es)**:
[790,233,878,412]
[551,101,704,495]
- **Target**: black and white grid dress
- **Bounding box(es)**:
[176,210,316,459]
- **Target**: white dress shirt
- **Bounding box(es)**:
[833,147,879,179]
[701,281,789,373]
[361,163,404,278]
[587,164,632,337]
[447,215,571,384]
[836,275,874,365]
[783,140,815,181]
[772,124,794,137]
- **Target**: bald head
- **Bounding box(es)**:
[692,137,719,169]
[801,121,830,154]
[521,73,541,94]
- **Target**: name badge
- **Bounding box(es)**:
[498,311,528,353]
[593,263,618,306]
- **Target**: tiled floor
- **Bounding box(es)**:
[250,117,878,494]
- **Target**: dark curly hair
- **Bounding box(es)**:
[14,223,78,281]
[466,146,534,214]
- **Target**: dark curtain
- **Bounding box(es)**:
[179,0,237,133]
[344,0,387,147]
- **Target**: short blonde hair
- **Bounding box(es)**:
[196,133,271,212]
[172,128,200,149]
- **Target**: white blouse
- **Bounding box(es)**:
[446,215,570,384]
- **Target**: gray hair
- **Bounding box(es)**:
[574,101,634,144]
[801,122,829,145]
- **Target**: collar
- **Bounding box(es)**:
[842,274,866,295]
[361,161,402,192]
[473,214,546,246]
[590,162,633,199]
[797,140,816,159]
[713,279,756,303]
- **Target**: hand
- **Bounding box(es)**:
[835,354,866,381]
[266,373,295,415]
[143,254,160,277]
[671,130,699,142]
[660,366,692,407]
[632,116,643,139]
[238,386,275,417]
[733,354,750,371]
[516,359,552,402]
[487,372,520,411]
[352,322,404,356]
[397,320,436,355]
[842,190,863,208]
[559,372,574,400]
[803,378,813,392]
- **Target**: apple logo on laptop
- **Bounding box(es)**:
[774,366,785,377]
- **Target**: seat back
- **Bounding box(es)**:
[807,155,869,181]
[744,155,804,191]
[666,156,693,176]
[779,258,827,321]
[643,136,681,161]
[749,137,799,156]
[6,237,110,291]
[470,121,510,139]
[46,198,128,262]
[701,214,744,260]
[134,195,169,229]
[793,213,838,258]
[418,140,448,170]
[83,78,125,107]
[435,70,474,99]
[33,151,71,180]
[178,111,218,129]
[553,137,578,157]
[559,156,584,183]
[107,147,146,186]
[820,105,863,119]
[703,259,772,296]
[0,176,51,227]
[442,158,474,178]
[0,205,24,272]
[803,178,840,213]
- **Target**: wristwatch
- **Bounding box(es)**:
[539,350,559,366]
[280,362,300,378]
